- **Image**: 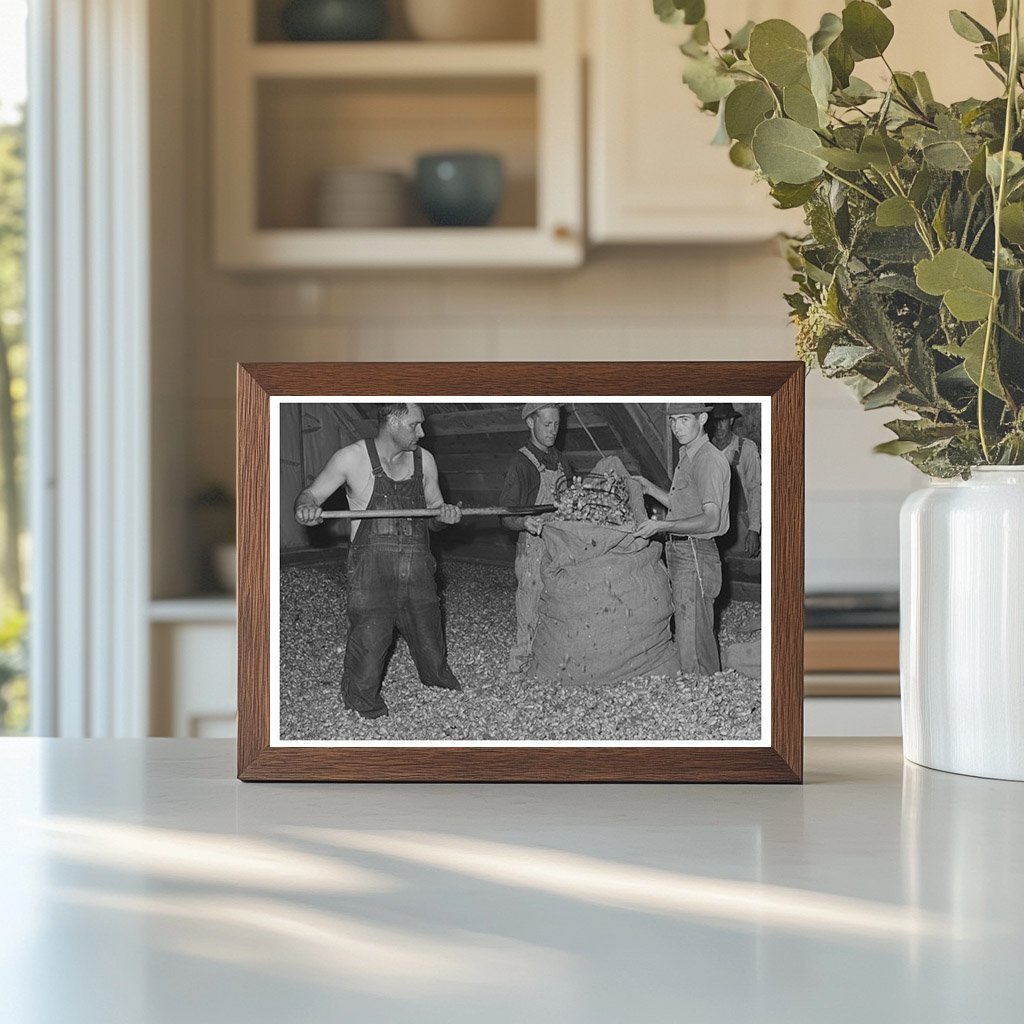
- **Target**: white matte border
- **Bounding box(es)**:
[268,396,772,748]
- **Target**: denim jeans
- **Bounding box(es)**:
[667,537,722,676]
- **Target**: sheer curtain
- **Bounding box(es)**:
[28,0,150,736]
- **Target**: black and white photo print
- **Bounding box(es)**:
[270,398,770,746]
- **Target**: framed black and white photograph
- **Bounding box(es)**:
[237,362,804,781]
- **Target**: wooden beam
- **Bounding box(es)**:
[598,404,671,488]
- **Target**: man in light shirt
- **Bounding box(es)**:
[633,403,731,675]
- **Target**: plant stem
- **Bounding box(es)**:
[884,171,938,255]
[978,0,1021,461]
[822,167,880,205]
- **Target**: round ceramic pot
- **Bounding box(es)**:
[900,467,1024,780]
[415,152,504,227]
[403,0,534,41]
[281,0,388,42]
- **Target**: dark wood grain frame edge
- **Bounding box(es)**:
[237,365,271,778]
[236,361,804,783]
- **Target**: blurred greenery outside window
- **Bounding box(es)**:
[1,0,28,734]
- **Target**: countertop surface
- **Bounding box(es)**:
[1,737,1021,1023]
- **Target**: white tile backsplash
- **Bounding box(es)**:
[182,249,919,592]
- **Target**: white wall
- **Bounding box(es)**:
[157,0,921,598]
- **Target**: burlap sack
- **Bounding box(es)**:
[528,520,680,686]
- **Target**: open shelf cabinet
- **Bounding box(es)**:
[211,0,583,268]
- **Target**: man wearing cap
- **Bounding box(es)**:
[632,403,731,676]
[499,403,572,673]
[708,403,761,559]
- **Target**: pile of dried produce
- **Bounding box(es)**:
[553,472,635,527]
[279,561,762,742]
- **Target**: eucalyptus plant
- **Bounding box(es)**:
[657,0,1024,475]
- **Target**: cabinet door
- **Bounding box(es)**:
[588,0,1000,244]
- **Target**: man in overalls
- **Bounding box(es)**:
[633,403,731,676]
[499,403,571,674]
[708,403,761,559]
[294,403,463,718]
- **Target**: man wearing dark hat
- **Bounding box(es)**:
[499,402,572,673]
[294,402,463,718]
[708,403,761,558]
[633,402,731,676]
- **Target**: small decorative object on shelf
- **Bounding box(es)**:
[315,167,407,228]
[281,0,388,42]
[415,151,504,226]
[403,0,535,42]
[659,0,1024,780]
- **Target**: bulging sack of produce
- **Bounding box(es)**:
[528,521,680,686]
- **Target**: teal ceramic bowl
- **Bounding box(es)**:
[281,0,388,42]
[415,152,505,227]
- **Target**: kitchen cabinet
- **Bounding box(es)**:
[150,600,237,738]
[587,0,809,243]
[211,0,583,269]
[586,0,999,244]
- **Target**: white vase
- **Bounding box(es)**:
[900,467,1024,780]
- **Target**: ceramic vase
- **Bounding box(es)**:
[900,467,1024,781]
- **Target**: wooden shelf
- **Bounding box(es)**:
[217,227,580,270]
[249,42,544,78]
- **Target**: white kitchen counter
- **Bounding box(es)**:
[1,738,1020,1023]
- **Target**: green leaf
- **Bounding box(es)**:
[884,418,963,443]
[729,140,757,169]
[751,118,828,184]
[723,81,776,145]
[1000,203,1024,245]
[860,133,904,173]
[842,1,894,59]
[932,190,950,247]
[653,0,705,26]
[784,80,824,129]
[862,374,903,409]
[837,76,879,104]
[682,57,737,104]
[986,150,1024,191]
[993,0,1008,24]
[682,0,705,25]
[711,109,731,145]
[948,10,994,44]
[813,146,872,170]
[912,71,935,104]
[724,20,755,53]
[876,197,918,228]
[874,439,922,455]
[770,180,820,209]
[922,140,973,171]
[967,144,991,194]
[807,51,833,110]
[827,35,856,89]
[908,164,933,205]
[692,19,710,45]
[939,325,1006,398]
[915,249,994,322]
[748,20,809,87]
[810,12,843,54]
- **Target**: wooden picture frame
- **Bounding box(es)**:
[237,362,804,782]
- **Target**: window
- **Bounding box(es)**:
[0,0,28,734]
